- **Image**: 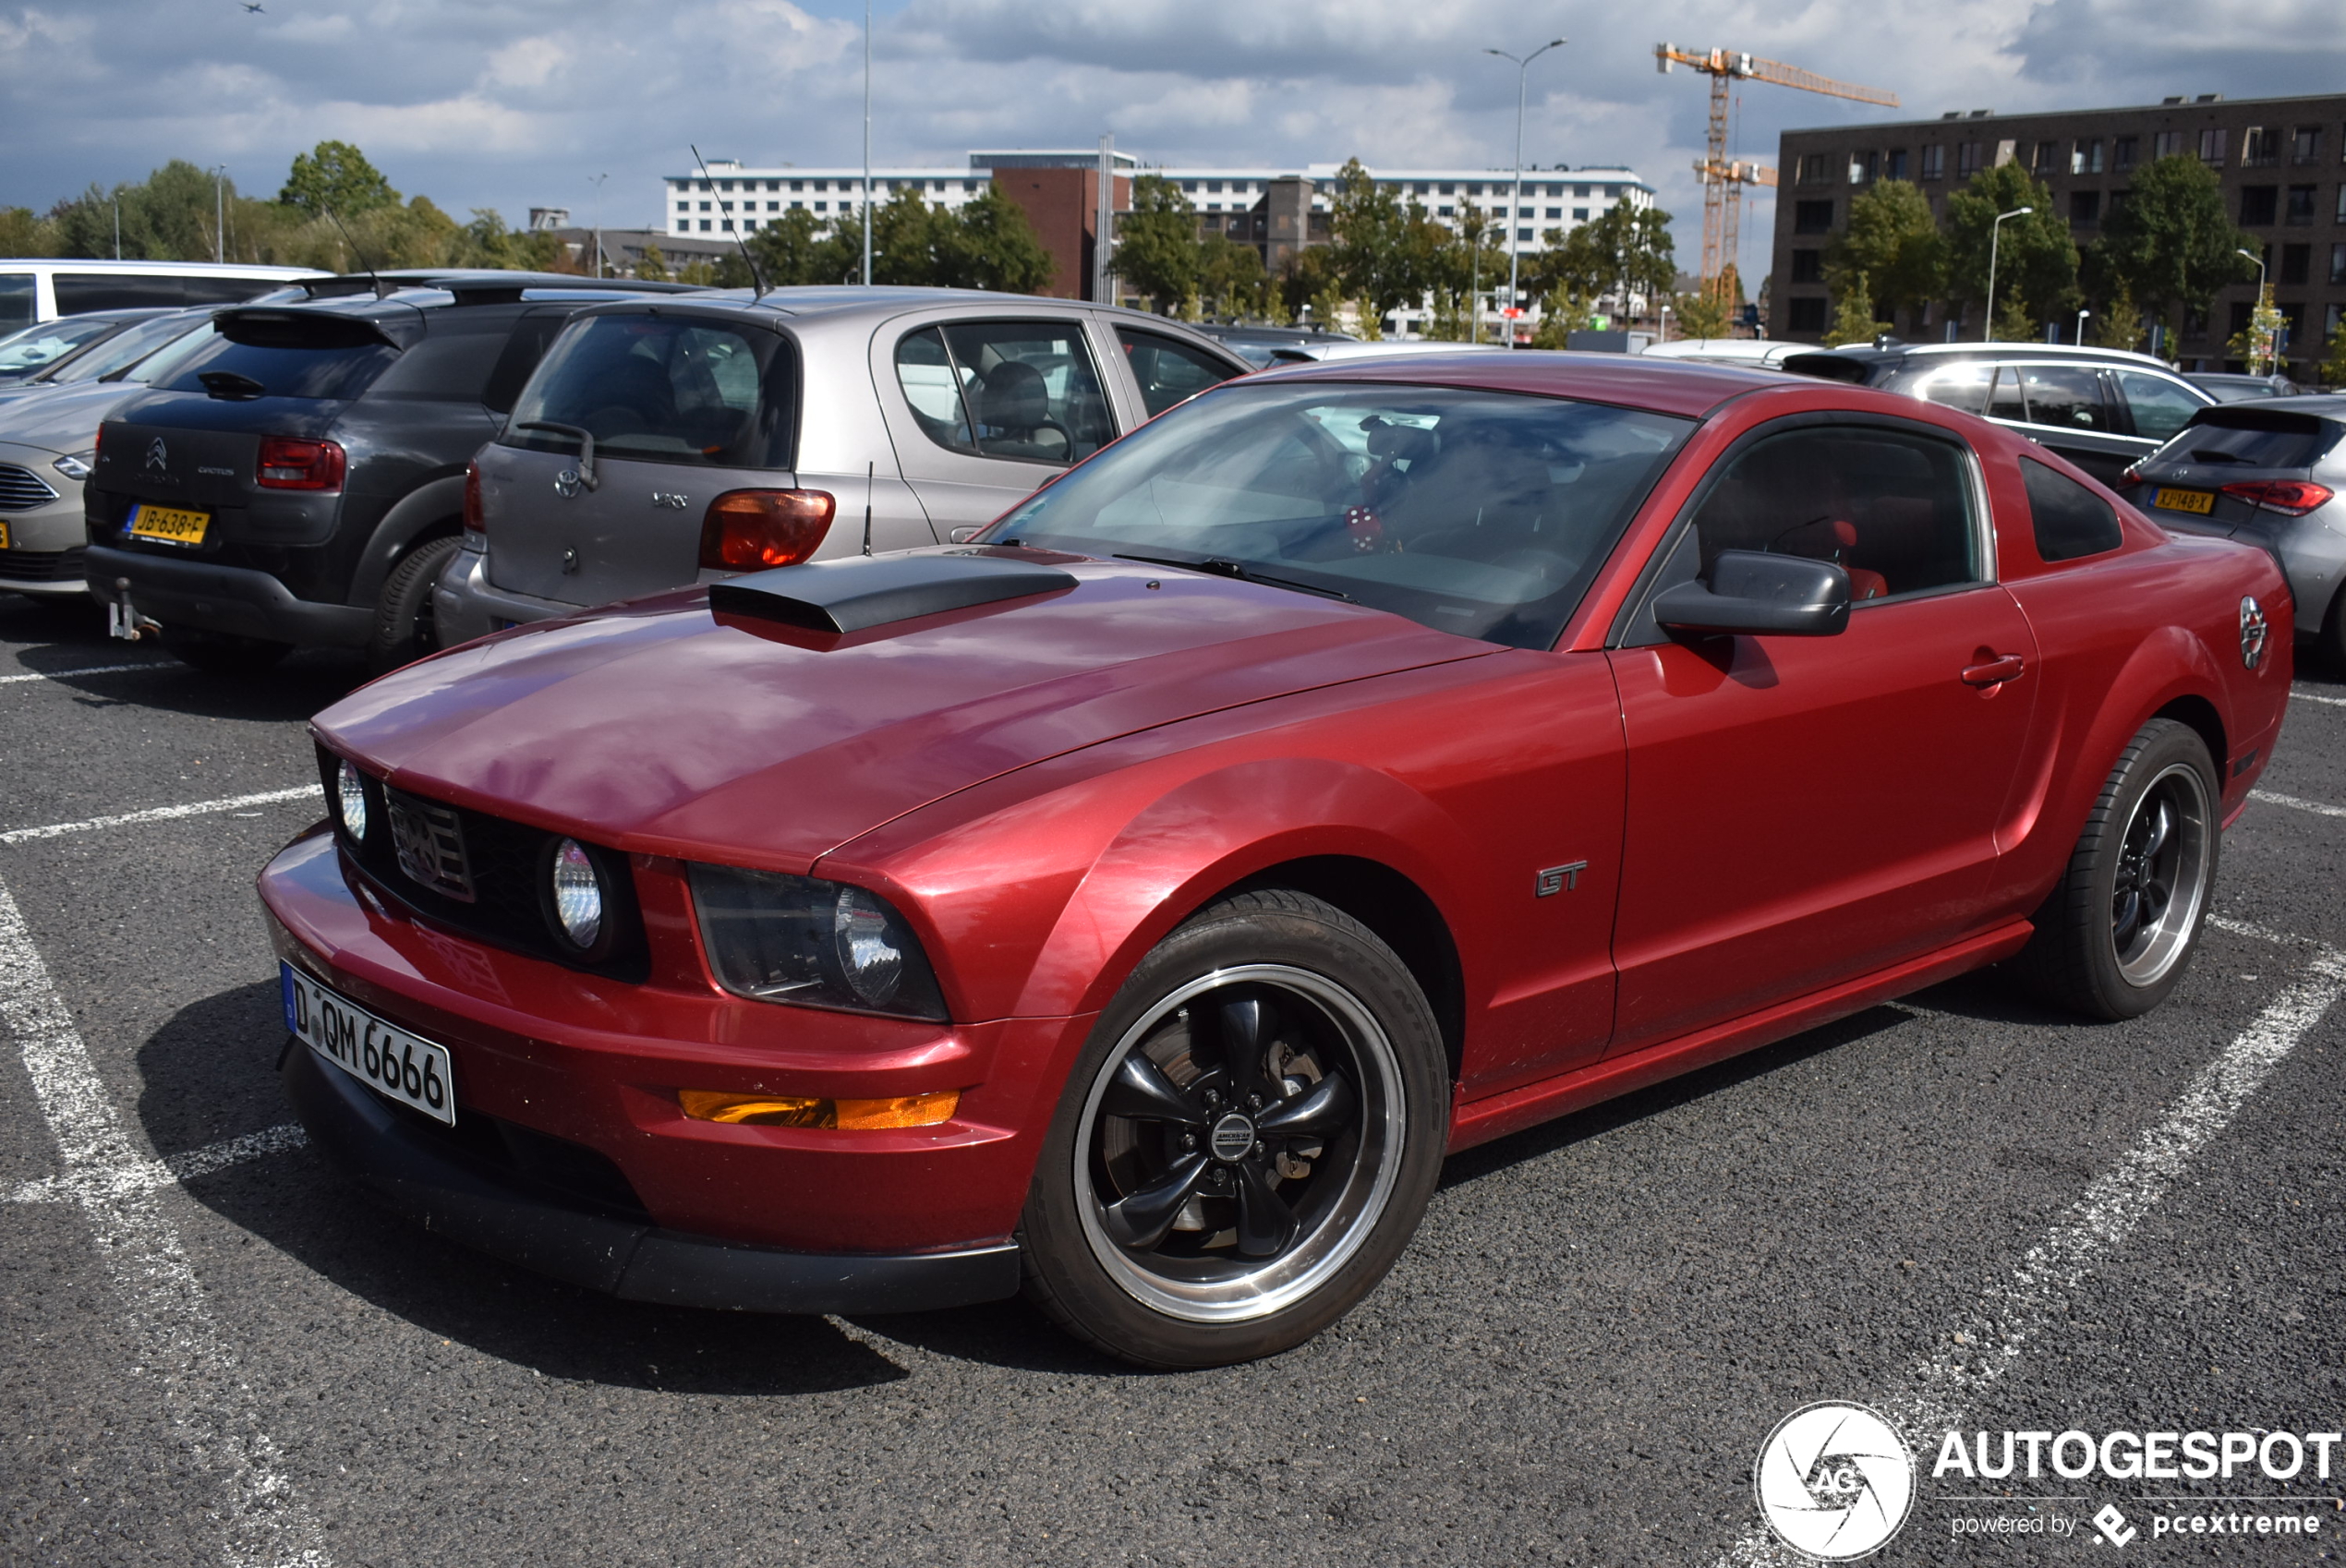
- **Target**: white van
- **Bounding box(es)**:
[0,259,327,333]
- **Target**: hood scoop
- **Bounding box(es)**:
[707,549,1078,633]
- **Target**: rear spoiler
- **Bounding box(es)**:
[2187,404,2335,435]
[1779,352,1869,384]
[214,307,417,352]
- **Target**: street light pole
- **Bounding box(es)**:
[861,0,873,287]
[589,172,608,278]
[2075,307,2090,344]
[2237,246,2271,371]
[1485,38,1565,348]
[211,166,225,263]
[1984,205,2032,341]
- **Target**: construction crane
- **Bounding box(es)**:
[1655,44,1900,307]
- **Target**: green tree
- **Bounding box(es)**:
[1532,197,1675,320]
[0,207,55,255]
[1115,175,1201,312]
[1326,160,1427,326]
[2319,319,2346,388]
[1830,179,1941,329]
[741,207,829,286]
[635,244,671,282]
[2089,281,2146,351]
[49,161,249,260]
[278,140,400,219]
[937,184,1053,293]
[1823,271,1879,346]
[2098,154,2257,346]
[1672,290,1732,340]
[2226,284,2285,374]
[1530,283,1601,347]
[1196,233,1264,319]
[1944,162,2075,334]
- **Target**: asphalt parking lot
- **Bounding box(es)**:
[2,591,2341,1568]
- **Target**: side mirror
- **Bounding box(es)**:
[1651,549,1851,638]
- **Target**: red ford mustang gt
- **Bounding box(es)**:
[262,354,2290,1367]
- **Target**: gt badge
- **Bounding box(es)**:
[2239,597,2267,669]
[1536,861,1588,897]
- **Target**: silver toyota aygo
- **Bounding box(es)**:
[435,287,1250,643]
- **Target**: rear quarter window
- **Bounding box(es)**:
[2159,411,2336,469]
[155,332,400,402]
[504,313,797,469]
[2022,457,2123,563]
[361,321,512,403]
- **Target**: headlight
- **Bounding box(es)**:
[335,760,369,842]
[688,862,947,1020]
[52,450,93,482]
[549,838,605,950]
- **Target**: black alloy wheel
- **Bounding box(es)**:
[367,534,463,675]
[1021,889,1445,1368]
[2016,718,2218,1019]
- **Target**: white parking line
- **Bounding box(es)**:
[5,1121,308,1205]
[0,785,320,845]
[0,877,333,1567]
[2291,689,2346,708]
[1715,935,2346,1566]
[2251,789,2346,821]
[0,661,174,685]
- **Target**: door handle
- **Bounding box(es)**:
[1961,653,2026,687]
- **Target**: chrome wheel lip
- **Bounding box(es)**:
[2111,761,2211,987]
[1073,962,1406,1325]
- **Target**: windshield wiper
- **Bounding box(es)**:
[1113,551,1351,600]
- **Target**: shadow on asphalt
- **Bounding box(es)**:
[138,983,910,1398]
[1,596,368,723]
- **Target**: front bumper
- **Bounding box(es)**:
[260,824,1080,1311]
[432,544,579,649]
[85,542,371,646]
[0,456,90,597]
[284,1043,1020,1312]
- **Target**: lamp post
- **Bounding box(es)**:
[2075,307,2090,344]
[589,173,608,278]
[2237,246,2271,371]
[861,0,874,286]
[211,166,226,263]
[1984,205,2032,341]
[1485,37,1566,347]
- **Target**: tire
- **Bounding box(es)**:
[158,624,291,674]
[2015,718,2219,1020]
[2321,585,2346,678]
[1019,888,1447,1369]
[367,534,462,675]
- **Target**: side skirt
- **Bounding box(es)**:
[1445,921,2035,1154]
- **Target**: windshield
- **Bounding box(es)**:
[42,312,204,384]
[156,331,400,401]
[504,313,796,468]
[986,380,1690,648]
[0,317,122,380]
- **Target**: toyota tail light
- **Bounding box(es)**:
[698,489,835,572]
[463,459,484,533]
[2219,479,2335,516]
[255,436,345,491]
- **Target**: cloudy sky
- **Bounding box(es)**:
[6,0,2341,278]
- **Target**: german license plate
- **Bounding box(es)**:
[282,961,455,1125]
[127,502,209,545]
[2155,487,2215,515]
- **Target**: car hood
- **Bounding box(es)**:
[315,554,1493,870]
[0,380,152,454]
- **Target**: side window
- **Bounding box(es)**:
[892,320,1112,465]
[1683,425,1982,602]
[2114,371,2203,443]
[179,276,279,307]
[1891,362,1994,415]
[2021,457,2122,562]
[2016,364,2110,431]
[1985,366,2027,424]
[53,273,186,312]
[1116,328,1240,418]
[362,321,511,403]
[481,312,571,415]
[0,275,35,334]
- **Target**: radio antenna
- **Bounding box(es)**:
[321,207,388,296]
[691,144,768,301]
[862,462,875,555]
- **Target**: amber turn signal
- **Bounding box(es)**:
[678,1087,960,1129]
[698,488,835,572]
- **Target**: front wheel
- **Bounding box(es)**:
[1019,889,1447,1369]
[2015,718,2219,1019]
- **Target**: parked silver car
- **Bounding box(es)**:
[2122,394,2346,667]
[434,287,1250,644]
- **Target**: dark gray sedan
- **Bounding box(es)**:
[434,288,1250,645]
[2123,396,2346,667]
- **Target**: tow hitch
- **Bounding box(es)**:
[106,578,159,642]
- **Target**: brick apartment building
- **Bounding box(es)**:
[1769,91,2346,372]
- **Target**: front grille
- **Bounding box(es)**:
[0,463,60,512]
[385,788,475,901]
[0,547,85,584]
[320,744,646,980]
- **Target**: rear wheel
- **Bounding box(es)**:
[2015,718,2218,1019]
[1019,889,1446,1369]
[367,534,462,675]
[159,624,290,674]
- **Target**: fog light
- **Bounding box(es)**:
[550,838,603,949]
[336,760,369,841]
[677,1088,961,1129]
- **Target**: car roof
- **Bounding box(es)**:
[1241,347,1788,418]
[1790,340,2182,373]
[298,270,708,304]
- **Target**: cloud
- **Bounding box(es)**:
[3,0,2336,275]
